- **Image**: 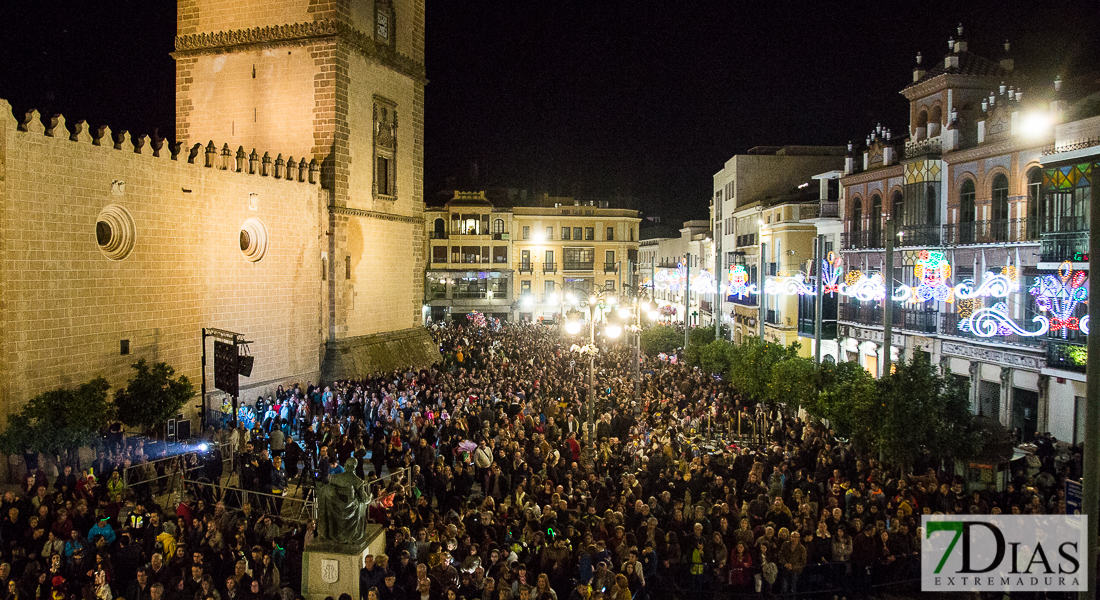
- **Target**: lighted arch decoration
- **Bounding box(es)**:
[1030,261,1088,338]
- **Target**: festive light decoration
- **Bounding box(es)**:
[913,250,952,302]
[821,252,842,296]
[690,269,717,293]
[764,275,814,296]
[839,272,886,301]
[1030,261,1088,338]
[957,298,979,319]
[727,265,754,300]
[967,305,1049,338]
[655,263,688,291]
[845,270,863,286]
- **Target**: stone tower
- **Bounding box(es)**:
[173,0,438,377]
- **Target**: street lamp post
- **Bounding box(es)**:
[566,288,620,470]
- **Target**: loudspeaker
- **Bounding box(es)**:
[238,355,254,377]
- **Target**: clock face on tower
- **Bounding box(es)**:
[376,12,389,40]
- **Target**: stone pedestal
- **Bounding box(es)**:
[301,525,386,600]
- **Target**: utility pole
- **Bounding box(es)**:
[883,219,895,377]
[715,243,722,340]
[759,242,767,339]
[684,253,691,348]
[814,235,825,365]
[1080,178,1100,600]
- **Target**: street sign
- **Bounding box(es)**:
[213,341,239,397]
[1066,479,1082,515]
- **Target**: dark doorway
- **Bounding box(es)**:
[979,380,1000,421]
[1012,388,1039,442]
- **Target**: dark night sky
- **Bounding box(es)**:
[2,1,1098,221]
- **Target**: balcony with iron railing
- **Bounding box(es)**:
[429,231,448,239]
[1040,230,1089,263]
[518,263,534,274]
[903,137,942,159]
[798,201,840,221]
[736,233,757,248]
[604,263,619,273]
[543,262,557,274]
[842,230,884,250]
[1046,340,1087,374]
[839,303,937,334]
[942,218,1038,245]
[896,223,942,247]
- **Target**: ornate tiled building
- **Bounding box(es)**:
[802,26,1100,442]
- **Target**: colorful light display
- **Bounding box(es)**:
[1030,261,1088,338]
[821,252,842,296]
[726,265,757,300]
[690,269,717,293]
[912,250,953,302]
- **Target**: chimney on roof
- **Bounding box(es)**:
[913,52,926,82]
[945,36,960,69]
[1051,75,1066,123]
[1000,40,1014,72]
[954,24,968,53]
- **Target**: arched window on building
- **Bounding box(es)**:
[959,179,976,244]
[869,195,882,247]
[493,218,505,235]
[1026,168,1041,239]
[433,218,446,238]
[850,198,863,247]
[991,174,1009,241]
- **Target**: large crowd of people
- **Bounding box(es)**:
[0,319,1085,600]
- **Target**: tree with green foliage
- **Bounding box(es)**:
[808,361,879,450]
[698,340,734,375]
[0,377,114,466]
[725,337,801,404]
[768,355,817,408]
[640,324,682,356]
[873,353,981,470]
[683,327,716,366]
[114,359,196,435]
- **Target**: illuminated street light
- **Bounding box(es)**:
[565,319,582,335]
[605,324,622,338]
[1021,111,1053,139]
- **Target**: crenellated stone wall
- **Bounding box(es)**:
[0,101,326,426]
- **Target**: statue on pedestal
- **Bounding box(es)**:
[316,458,371,547]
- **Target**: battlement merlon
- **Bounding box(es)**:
[1,101,320,185]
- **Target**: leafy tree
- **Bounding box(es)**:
[114,359,196,435]
[640,325,682,357]
[874,353,980,470]
[768,356,817,408]
[809,361,879,451]
[683,327,716,366]
[725,337,800,404]
[0,377,113,466]
[699,340,734,375]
